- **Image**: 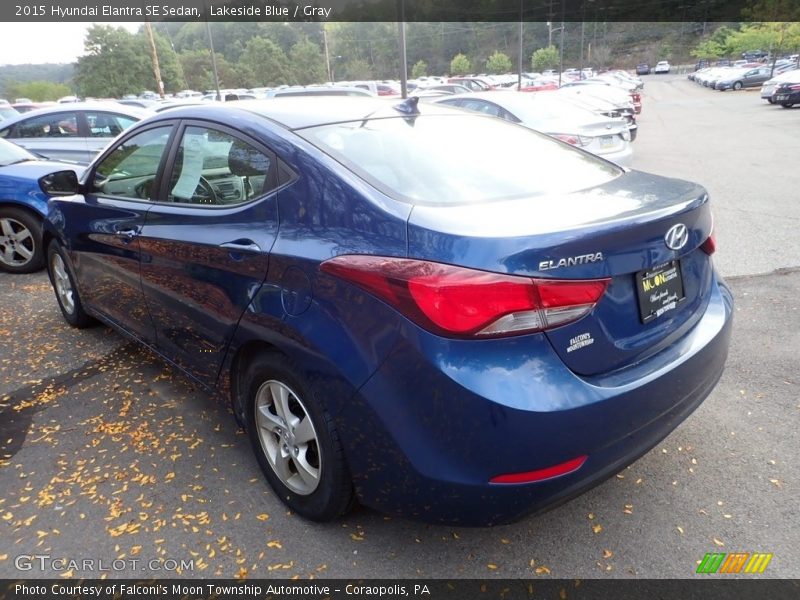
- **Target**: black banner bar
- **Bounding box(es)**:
[2,579,800,600]
[3,0,800,23]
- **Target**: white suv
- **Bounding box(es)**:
[654,61,671,74]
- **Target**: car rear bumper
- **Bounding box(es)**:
[597,143,633,167]
[341,274,733,525]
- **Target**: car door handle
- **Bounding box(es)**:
[115,227,139,241]
[219,240,262,253]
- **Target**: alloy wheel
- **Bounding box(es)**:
[0,217,35,268]
[50,252,75,315]
[254,380,321,495]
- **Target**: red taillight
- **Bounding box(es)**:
[320,256,609,338]
[701,212,716,255]
[552,133,579,146]
[490,455,588,484]
[701,232,716,255]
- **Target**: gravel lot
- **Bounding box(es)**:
[1,75,797,579]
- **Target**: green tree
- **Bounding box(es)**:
[411,60,428,78]
[341,58,371,81]
[289,38,327,85]
[450,53,471,76]
[239,37,291,87]
[74,24,186,97]
[178,49,241,91]
[531,46,559,72]
[658,43,673,60]
[75,25,151,97]
[486,51,512,74]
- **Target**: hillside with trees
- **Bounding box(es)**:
[2,20,799,100]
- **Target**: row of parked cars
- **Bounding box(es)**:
[0,68,644,275]
[688,58,800,106]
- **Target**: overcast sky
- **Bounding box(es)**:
[0,23,141,65]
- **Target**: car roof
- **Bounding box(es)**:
[0,102,145,129]
[140,97,462,130]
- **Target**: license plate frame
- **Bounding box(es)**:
[775,94,788,101]
[635,260,686,324]
[600,135,615,148]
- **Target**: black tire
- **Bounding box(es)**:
[243,352,354,521]
[767,98,775,104]
[782,103,795,108]
[46,241,93,328]
[0,207,44,273]
[733,81,743,91]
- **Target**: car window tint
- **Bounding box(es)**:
[167,126,276,206]
[10,113,79,138]
[300,115,621,206]
[85,111,138,137]
[92,126,172,200]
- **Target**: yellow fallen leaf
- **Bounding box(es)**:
[677,526,685,534]
[592,524,603,534]
[487,563,498,570]
[559,588,567,600]
[256,514,269,521]
[713,537,724,547]
[267,541,282,549]
[535,565,551,575]
[602,549,613,559]
[350,533,364,541]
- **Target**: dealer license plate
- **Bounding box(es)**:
[635,260,685,323]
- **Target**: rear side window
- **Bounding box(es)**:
[85,111,138,137]
[299,114,621,206]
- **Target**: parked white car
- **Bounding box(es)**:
[654,61,671,74]
[434,92,633,166]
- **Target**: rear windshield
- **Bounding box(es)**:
[299,114,621,206]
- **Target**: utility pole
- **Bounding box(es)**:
[144,21,164,98]
[323,25,332,83]
[397,0,408,98]
[518,1,524,89]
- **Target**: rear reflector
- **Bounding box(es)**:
[320,256,609,338]
[490,455,588,484]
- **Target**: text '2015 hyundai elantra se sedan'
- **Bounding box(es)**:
[40,98,732,525]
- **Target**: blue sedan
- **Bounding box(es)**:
[0,138,83,272]
[40,98,733,524]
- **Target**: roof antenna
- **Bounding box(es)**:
[393,96,419,115]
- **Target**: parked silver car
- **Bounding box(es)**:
[0,102,143,164]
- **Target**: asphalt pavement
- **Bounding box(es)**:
[0,75,797,580]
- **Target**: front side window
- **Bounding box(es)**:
[92,126,172,200]
[10,112,79,138]
[167,126,275,206]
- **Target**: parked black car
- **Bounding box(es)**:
[635,63,650,75]
[772,81,800,108]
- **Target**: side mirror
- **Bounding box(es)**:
[39,170,79,196]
